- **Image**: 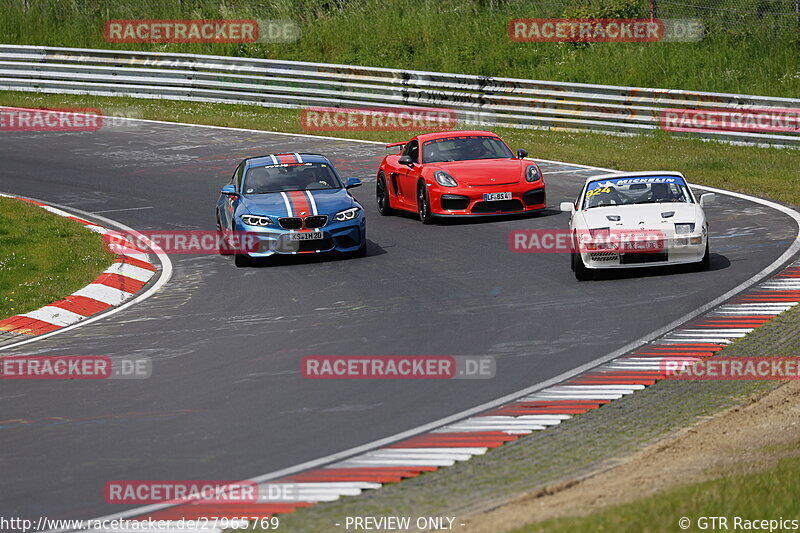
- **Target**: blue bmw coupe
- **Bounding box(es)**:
[216,153,366,266]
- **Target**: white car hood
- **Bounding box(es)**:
[577,203,703,234]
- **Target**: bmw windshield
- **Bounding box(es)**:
[583,176,693,210]
[423,135,514,163]
[243,162,343,194]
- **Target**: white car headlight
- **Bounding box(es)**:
[241,215,273,226]
[334,207,361,222]
[675,223,696,234]
[434,171,458,187]
[525,164,541,182]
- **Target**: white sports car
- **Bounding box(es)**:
[561,171,714,281]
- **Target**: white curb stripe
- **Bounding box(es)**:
[22,306,85,327]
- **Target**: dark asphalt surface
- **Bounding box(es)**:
[0,121,796,522]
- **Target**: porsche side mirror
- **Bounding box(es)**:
[517,149,528,159]
[560,202,575,214]
[700,193,715,207]
[398,155,414,166]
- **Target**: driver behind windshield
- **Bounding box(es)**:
[648,183,685,203]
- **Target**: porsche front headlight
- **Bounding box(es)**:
[434,171,458,187]
[525,164,541,182]
[334,207,361,222]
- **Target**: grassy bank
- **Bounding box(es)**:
[1,0,798,97]
[516,454,800,533]
[2,91,798,207]
[0,197,115,319]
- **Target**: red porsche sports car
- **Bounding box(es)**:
[376,131,545,223]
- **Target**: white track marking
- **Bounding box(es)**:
[92,206,154,214]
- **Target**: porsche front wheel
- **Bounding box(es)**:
[417,182,433,225]
[376,174,394,216]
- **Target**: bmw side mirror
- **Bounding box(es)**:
[398,155,414,166]
[700,193,715,207]
[517,149,528,159]
[345,177,362,189]
[560,202,575,214]
[221,184,237,195]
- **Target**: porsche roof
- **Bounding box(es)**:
[416,130,499,143]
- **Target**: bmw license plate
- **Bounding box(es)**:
[483,192,512,201]
[287,231,323,241]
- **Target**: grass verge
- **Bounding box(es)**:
[1,0,798,97]
[515,454,800,533]
[0,196,115,320]
[1,90,799,206]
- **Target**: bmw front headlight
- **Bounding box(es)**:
[334,207,361,222]
[675,223,696,234]
[434,171,458,187]
[241,215,273,226]
[525,164,541,182]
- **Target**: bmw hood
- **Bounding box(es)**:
[240,189,357,217]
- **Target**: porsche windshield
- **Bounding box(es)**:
[422,135,514,163]
[243,162,342,194]
[583,176,693,209]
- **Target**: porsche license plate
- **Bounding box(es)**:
[287,231,323,241]
[484,192,512,201]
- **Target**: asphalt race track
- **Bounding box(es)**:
[0,120,796,522]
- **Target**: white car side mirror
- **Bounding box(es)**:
[699,193,715,207]
[560,202,575,214]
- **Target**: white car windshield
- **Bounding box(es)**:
[583,176,692,209]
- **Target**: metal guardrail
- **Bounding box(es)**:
[0,44,798,147]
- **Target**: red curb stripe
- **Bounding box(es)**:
[48,295,111,317]
[486,408,591,415]
[145,502,313,520]
[93,273,146,293]
[0,317,60,335]
[15,198,46,206]
[116,255,156,272]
